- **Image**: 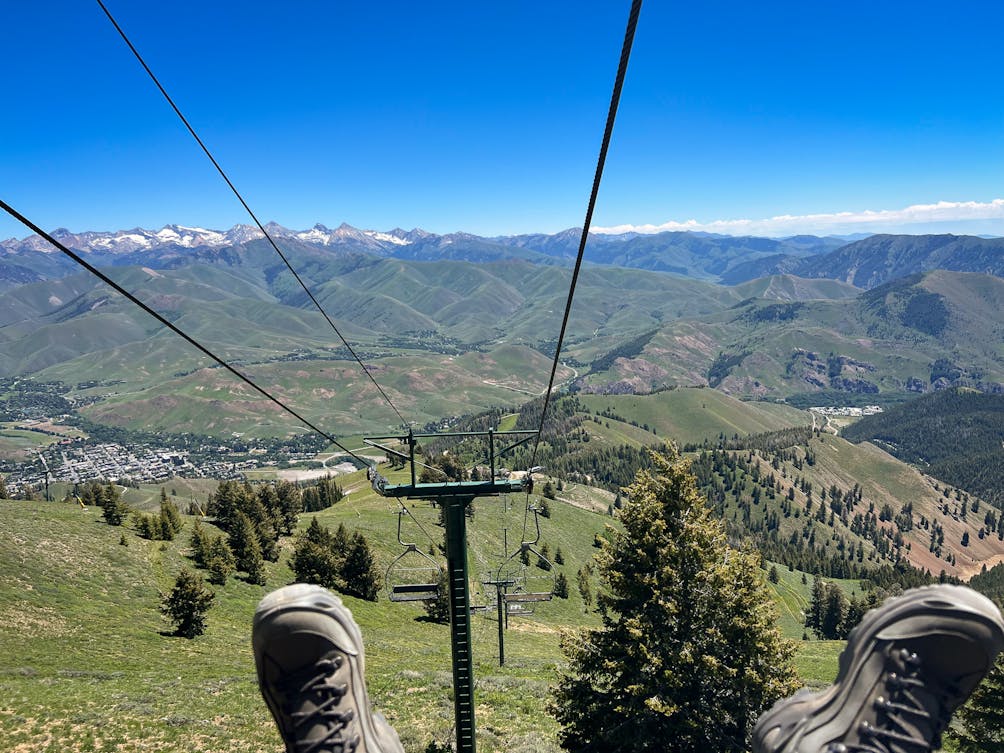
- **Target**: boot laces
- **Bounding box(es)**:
[826,648,955,753]
[280,654,359,753]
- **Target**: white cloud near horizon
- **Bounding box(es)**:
[593,199,1004,237]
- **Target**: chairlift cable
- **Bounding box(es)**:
[94,0,409,429]
[528,0,643,472]
[0,199,370,468]
[521,0,643,542]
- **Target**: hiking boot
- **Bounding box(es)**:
[753,584,1004,753]
[253,583,404,753]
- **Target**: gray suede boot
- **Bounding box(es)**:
[753,584,1004,753]
[253,584,405,753]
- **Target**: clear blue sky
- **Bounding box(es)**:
[4,0,1004,240]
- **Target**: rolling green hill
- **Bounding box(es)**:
[3,254,1002,441]
[0,468,846,753]
[574,270,1004,399]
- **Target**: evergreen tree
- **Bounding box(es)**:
[841,593,868,639]
[159,497,183,538]
[542,481,556,501]
[554,571,570,599]
[158,512,176,541]
[0,474,9,499]
[205,536,236,585]
[555,547,565,566]
[949,653,1004,752]
[244,533,267,586]
[537,543,553,571]
[190,519,211,567]
[257,484,282,530]
[160,494,184,535]
[275,480,302,535]
[229,510,262,575]
[101,484,128,526]
[341,532,380,601]
[247,497,280,562]
[577,568,593,607]
[821,585,848,639]
[303,475,344,512]
[290,519,340,589]
[135,512,158,540]
[551,449,799,752]
[332,522,350,561]
[422,568,451,624]
[806,580,850,640]
[160,569,214,638]
[805,577,827,637]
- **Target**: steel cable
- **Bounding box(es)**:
[1,199,371,467]
[95,0,409,429]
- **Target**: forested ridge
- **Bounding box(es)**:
[426,398,939,590]
[842,388,1004,506]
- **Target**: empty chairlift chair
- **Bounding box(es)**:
[386,508,442,603]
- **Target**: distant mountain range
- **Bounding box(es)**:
[4,224,1004,294]
[3,223,1004,435]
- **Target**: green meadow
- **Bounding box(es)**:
[0,472,845,753]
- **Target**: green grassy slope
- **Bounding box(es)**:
[579,388,810,445]
[0,473,843,753]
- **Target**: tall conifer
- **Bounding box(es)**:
[551,449,798,752]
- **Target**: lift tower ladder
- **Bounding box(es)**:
[365,428,535,753]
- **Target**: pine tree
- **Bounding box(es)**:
[555,547,565,566]
[841,593,867,639]
[290,519,340,589]
[821,585,848,639]
[805,577,827,637]
[0,474,8,499]
[160,569,214,638]
[949,653,1004,752]
[229,511,262,576]
[341,532,380,601]
[244,534,267,586]
[332,522,350,561]
[554,571,570,599]
[135,512,158,540]
[159,497,183,538]
[248,497,280,562]
[159,510,177,541]
[190,519,211,567]
[551,449,799,752]
[537,543,553,571]
[577,568,593,607]
[275,480,302,535]
[101,484,128,526]
[160,492,184,535]
[205,536,236,585]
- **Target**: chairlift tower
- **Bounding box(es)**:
[365,428,536,753]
